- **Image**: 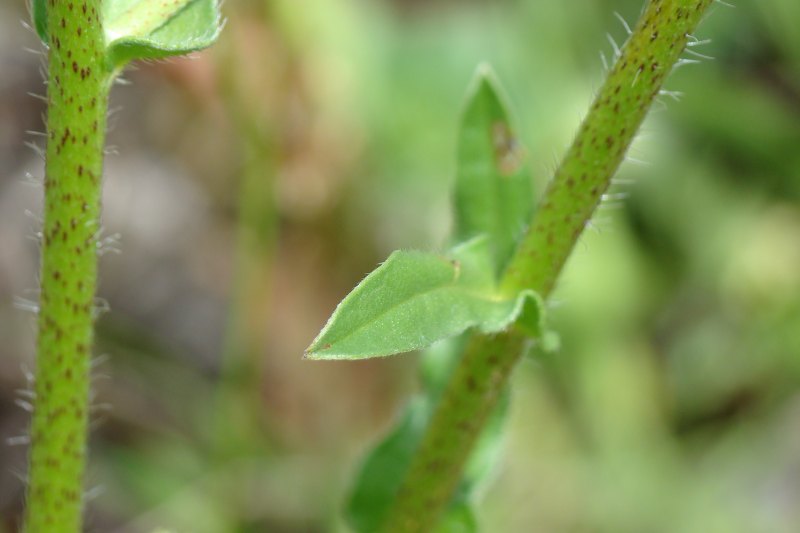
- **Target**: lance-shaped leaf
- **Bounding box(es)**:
[454,64,534,276]
[345,396,431,533]
[345,388,507,533]
[305,237,542,360]
[354,334,467,529]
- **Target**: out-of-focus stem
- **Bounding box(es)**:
[214,27,278,452]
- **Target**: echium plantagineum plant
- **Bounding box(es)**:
[23,0,219,531]
[306,1,715,531]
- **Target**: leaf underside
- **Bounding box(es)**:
[105,0,221,70]
[32,0,220,70]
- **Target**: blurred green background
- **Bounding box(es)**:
[1,0,799,531]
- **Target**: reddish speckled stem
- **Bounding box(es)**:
[382,1,713,531]
[501,0,713,296]
[24,0,110,530]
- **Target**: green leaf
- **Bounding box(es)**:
[435,502,477,533]
[104,0,221,70]
[345,397,431,533]
[31,0,47,42]
[454,64,534,276]
[513,290,546,338]
[514,294,560,357]
[419,334,469,398]
[31,0,220,69]
[345,390,505,533]
[305,237,542,360]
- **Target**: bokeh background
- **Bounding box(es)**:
[2,0,800,531]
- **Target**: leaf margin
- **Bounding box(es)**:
[305,238,544,361]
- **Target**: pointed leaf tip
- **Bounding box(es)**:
[455,66,534,275]
[465,63,501,106]
[474,61,495,82]
[305,245,485,360]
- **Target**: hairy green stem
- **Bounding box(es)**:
[24,1,110,531]
[382,1,713,530]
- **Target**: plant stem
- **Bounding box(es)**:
[215,82,277,453]
[382,1,713,530]
[500,0,713,297]
[24,0,110,530]
[390,332,526,531]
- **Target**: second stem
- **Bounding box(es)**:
[382,1,713,531]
